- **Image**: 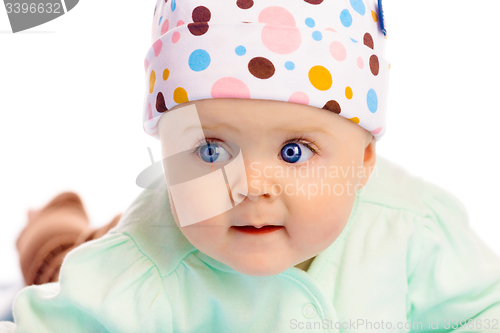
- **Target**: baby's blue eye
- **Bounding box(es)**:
[280,142,314,164]
[197,142,232,163]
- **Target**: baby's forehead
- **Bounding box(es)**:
[158,99,366,145]
[194,99,349,129]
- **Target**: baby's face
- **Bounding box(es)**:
[159,98,376,276]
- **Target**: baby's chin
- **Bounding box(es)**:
[225,256,294,277]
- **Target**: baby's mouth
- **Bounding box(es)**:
[231,225,284,235]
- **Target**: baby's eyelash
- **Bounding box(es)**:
[190,136,223,154]
[282,136,320,156]
[190,135,320,156]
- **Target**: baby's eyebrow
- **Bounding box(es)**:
[275,127,330,135]
[183,124,331,136]
[183,123,240,134]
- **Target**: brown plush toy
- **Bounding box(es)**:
[16,192,121,285]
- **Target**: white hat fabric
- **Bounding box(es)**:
[143,0,389,140]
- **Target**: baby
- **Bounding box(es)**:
[2,0,500,332]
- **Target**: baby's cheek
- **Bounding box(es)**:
[289,198,346,246]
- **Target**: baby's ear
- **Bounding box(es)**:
[359,133,377,187]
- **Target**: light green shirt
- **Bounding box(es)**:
[2,156,500,333]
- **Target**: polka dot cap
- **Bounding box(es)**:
[144,0,390,140]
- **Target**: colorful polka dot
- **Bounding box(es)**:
[259,7,301,54]
[363,33,374,49]
[161,19,169,35]
[159,16,163,26]
[144,59,149,72]
[188,22,209,36]
[350,0,366,16]
[258,6,296,27]
[173,87,189,103]
[149,70,156,94]
[192,6,211,22]
[309,66,332,91]
[304,0,323,4]
[371,10,378,22]
[261,25,301,54]
[369,55,379,76]
[171,0,176,11]
[323,100,341,114]
[305,17,315,28]
[367,89,378,113]
[349,117,360,124]
[340,9,352,27]
[148,103,153,120]
[350,38,358,43]
[211,77,251,98]
[237,0,254,9]
[312,31,322,41]
[172,31,180,43]
[330,41,347,61]
[189,49,211,72]
[357,56,364,69]
[345,86,353,100]
[235,46,246,56]
[289,92,309,105]
[285,61,295,70]
[156,92,168,112]
[163,68,169,81]
[248,57,275,79]
[177,20,184,27]
[153,39,163,57]
[371,127,383,135]
[187,6,210,36]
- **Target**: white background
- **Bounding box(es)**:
[1,0,499,285]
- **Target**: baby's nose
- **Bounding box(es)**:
[238,181,272,203]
